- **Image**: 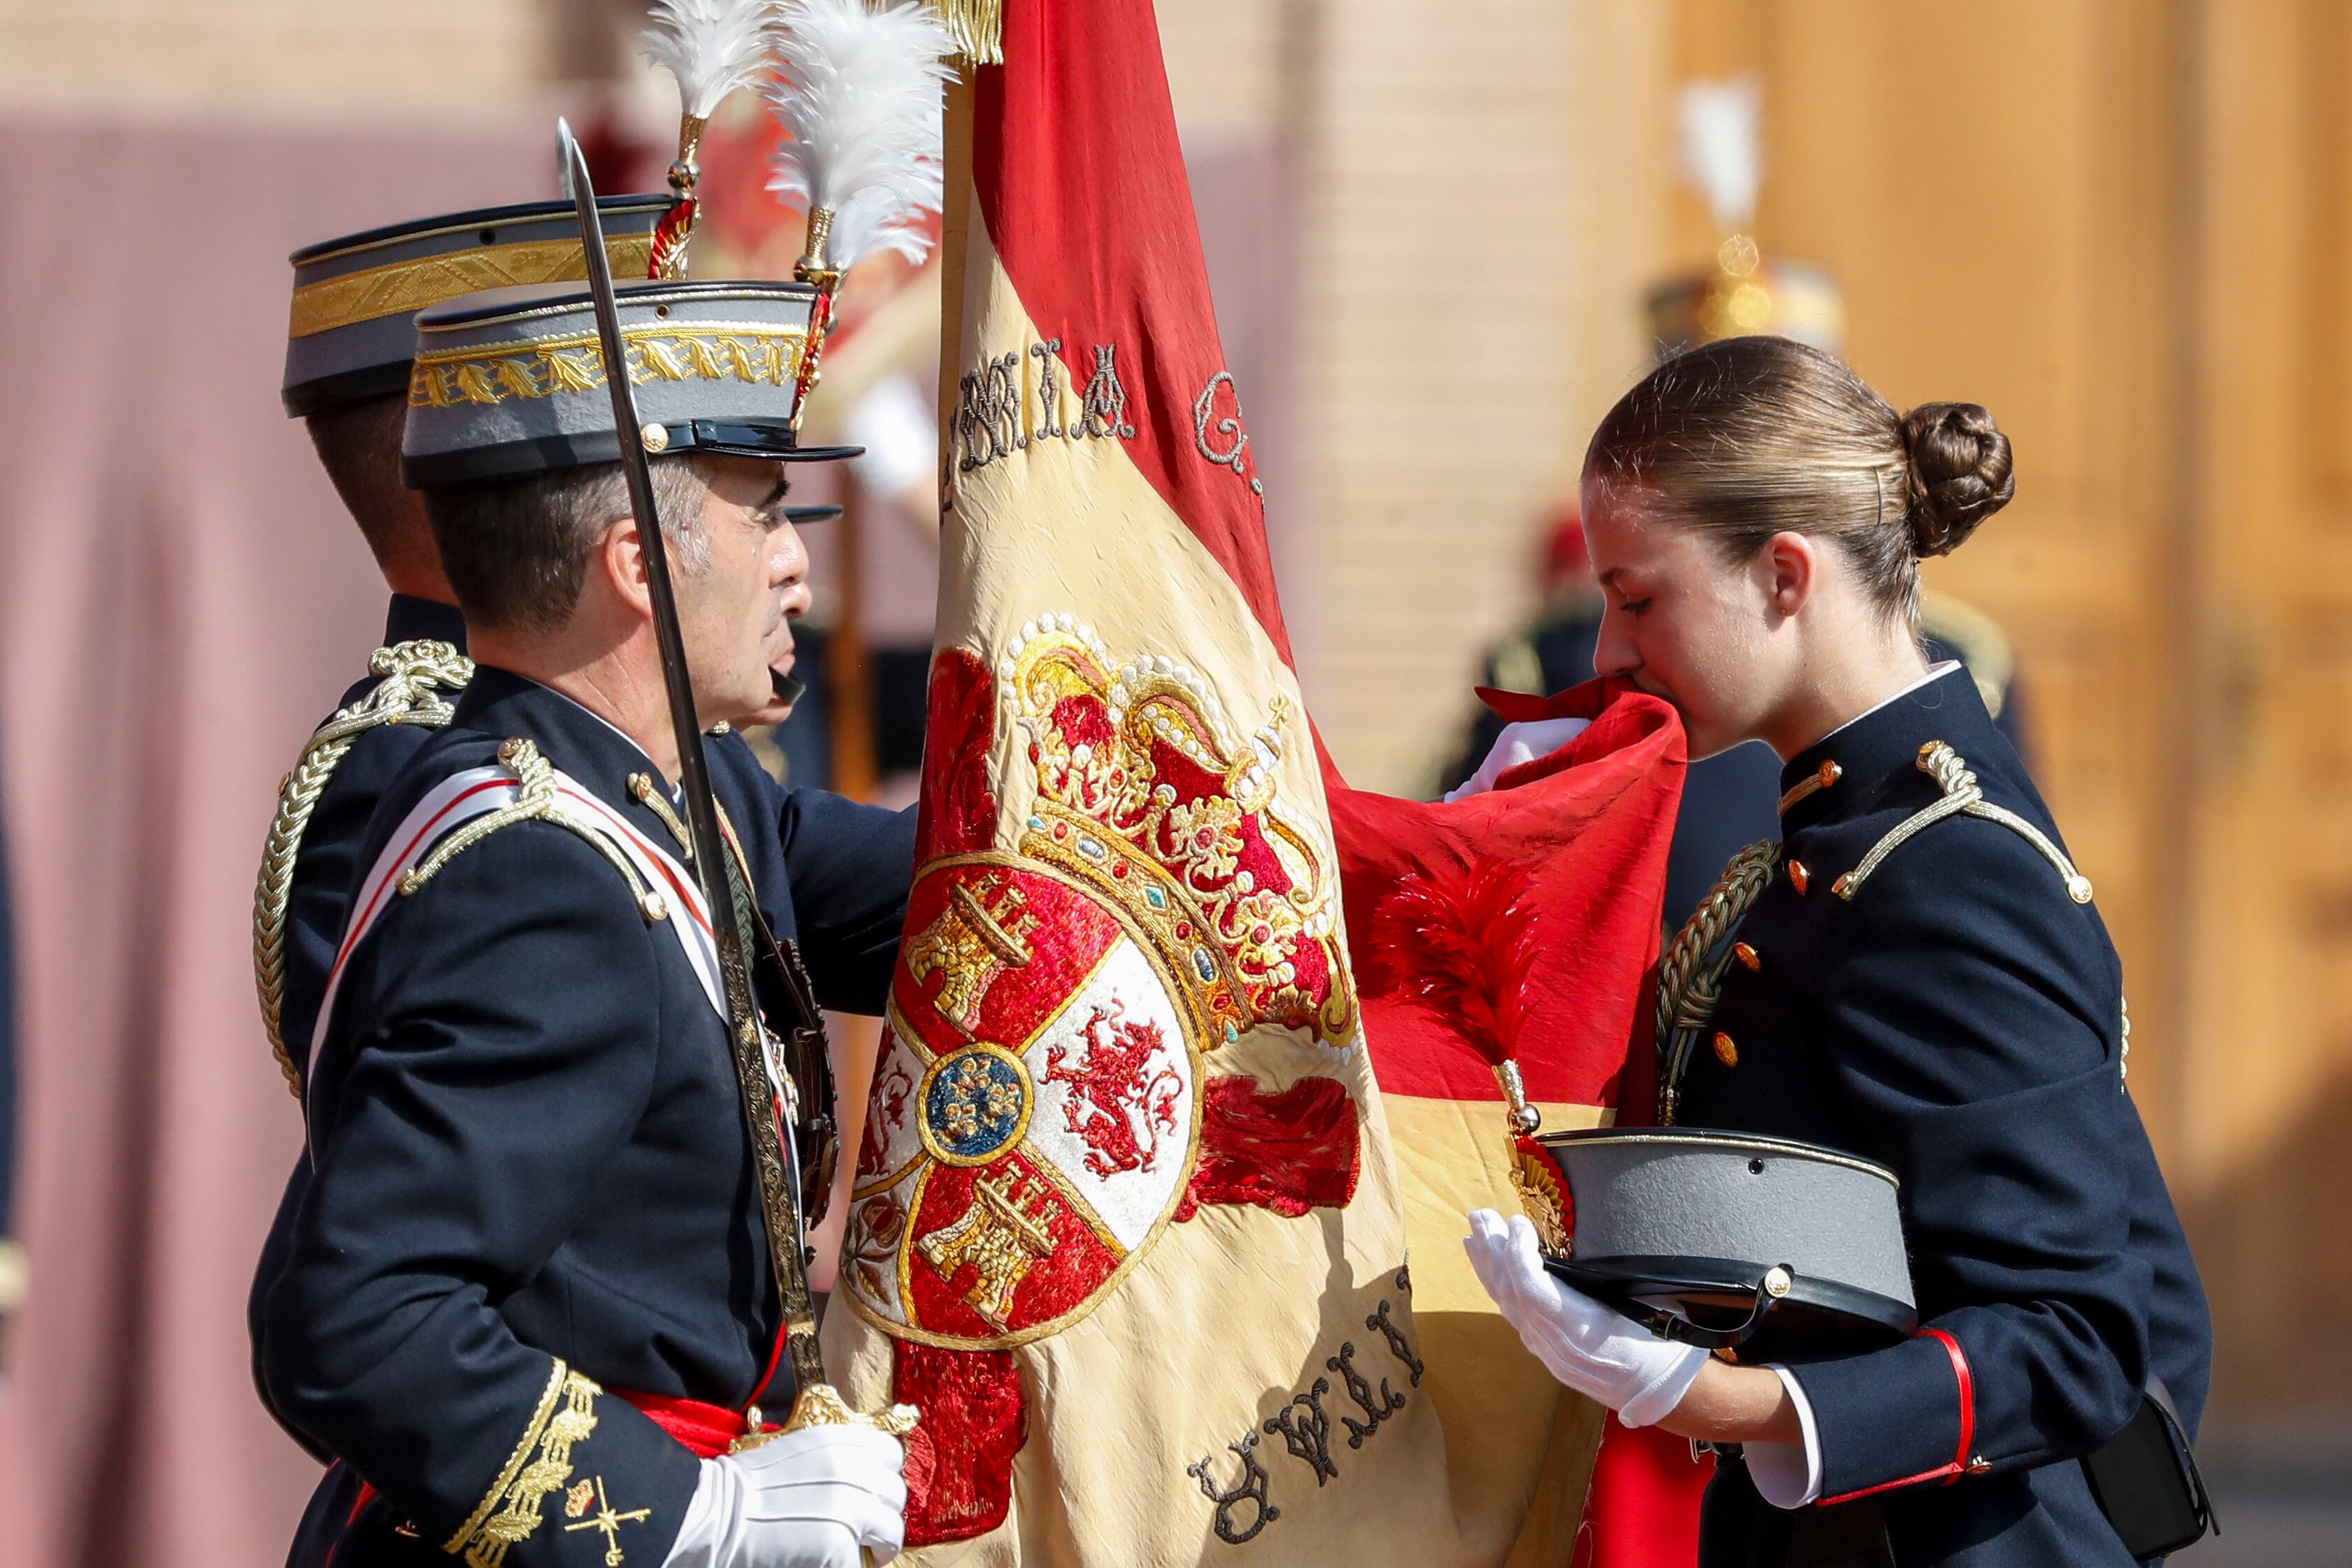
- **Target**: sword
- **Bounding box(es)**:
[560,122,912,1452]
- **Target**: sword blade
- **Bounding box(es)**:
[560,123,830,1395]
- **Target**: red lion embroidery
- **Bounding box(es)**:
[1044,1002,1183,1178]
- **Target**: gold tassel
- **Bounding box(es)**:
[930,0,1002,65]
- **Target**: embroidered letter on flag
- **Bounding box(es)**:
[820,2,1688,1562]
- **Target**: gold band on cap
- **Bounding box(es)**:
[288,235,657,340]
[407,323,807,410]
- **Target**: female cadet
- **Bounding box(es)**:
[1458,336,2209,1567]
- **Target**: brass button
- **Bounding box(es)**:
[1788,859,1810,895]
[641,421,672,453]
[1713,1032,1739,1067]
[1733,941,1760,972]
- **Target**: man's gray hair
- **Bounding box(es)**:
[424,454,716,633]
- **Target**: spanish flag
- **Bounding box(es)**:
[819,1,1685,1560]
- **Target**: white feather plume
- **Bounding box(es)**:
[766,0,954,271]
[1680,77,1763,233]
[642,0,777,121]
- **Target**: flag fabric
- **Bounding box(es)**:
[1583,1419,1714,1568]
[1329,677,1684,1565]
[818,1,1686,1562]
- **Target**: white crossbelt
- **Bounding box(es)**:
[305,763,727,1100]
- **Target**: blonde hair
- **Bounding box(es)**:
[1583,336,2013,625]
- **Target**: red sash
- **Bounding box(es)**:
[613,1388,781,1460]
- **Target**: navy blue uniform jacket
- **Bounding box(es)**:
[251,593,469,1463]
[1679,668,2209,1567]
[261,666,915,1568]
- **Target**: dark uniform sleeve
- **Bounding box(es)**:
[773,788,917,1014]
[1787,821,2153,1504]
[251,719,443,1464]
[263,824,702,1565]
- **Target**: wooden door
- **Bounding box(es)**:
[1667,0,2352,1430]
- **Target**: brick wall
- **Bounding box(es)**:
[1285,0,1670,793]
[0,0,562,109]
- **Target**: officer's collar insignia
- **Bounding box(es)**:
[1776,759,1841,817]
[1778,664,1975,830]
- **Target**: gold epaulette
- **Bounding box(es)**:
[252,638,474,1101]
[1656,839,1781,1124]
[398,738,671,925]
[1831,741,2093,906]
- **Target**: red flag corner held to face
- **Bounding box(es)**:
[816,1,1695,1562]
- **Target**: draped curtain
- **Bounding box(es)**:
[0,112,547,1568]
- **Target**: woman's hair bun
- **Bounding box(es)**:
[1900,402,2013,558]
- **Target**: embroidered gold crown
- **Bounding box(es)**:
[997,615,1354,1050]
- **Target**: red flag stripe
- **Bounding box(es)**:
[968,0,1292,666]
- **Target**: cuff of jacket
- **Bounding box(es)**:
[441,1361,703,1568]
[1744,1367,1823,1509]
[1792,1328,1978,1505]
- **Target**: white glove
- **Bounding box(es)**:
[663,1425,909,1568]
[1462,1208,1707,1428]
[1443,717,1593,802]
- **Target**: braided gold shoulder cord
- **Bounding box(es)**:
[251,640,474,1099]
[1655,840,1779,1125]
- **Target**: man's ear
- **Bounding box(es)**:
[599,513,656,622]
[1762,531,1818,620]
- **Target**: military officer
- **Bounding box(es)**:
[251,194,669,1458]
[252,200,839,1460]
[1460,336,2209,1567]
[261,194,678,1088]
[261,277,915,1568]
